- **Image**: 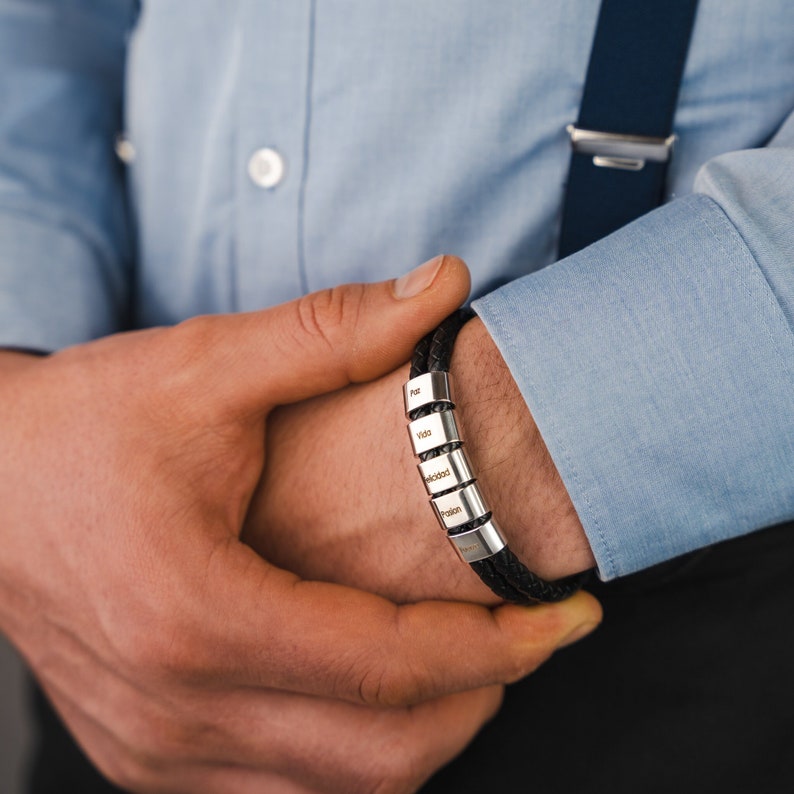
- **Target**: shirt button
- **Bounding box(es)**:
[247,147,286,189]
[114,133,136,165]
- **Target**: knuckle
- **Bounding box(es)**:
[294,284,365,353]
[329,643,390,707]
[100,757,146,793]
[158,316,214,379]
[372,762,415,794]
[122,618,204,686]
[354,654,422,708]
[168,313,216,351]
[154,630,207,684]
[356,663,389,707]
[365,737,423,794]
[345,644,395,707]
[347,613,432,708]
[322,730,419,794]
[109,704,207,784]
[146,316,224,424]
[106,758,160,792]
[295,291,338,352]
[96,741,162,794]
[139,713,208,768]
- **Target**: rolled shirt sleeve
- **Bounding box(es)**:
[474,110,794,580]
[0,0,137,352]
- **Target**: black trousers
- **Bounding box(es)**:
[27,521,794,794]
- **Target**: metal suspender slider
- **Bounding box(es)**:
[566,125,676,171]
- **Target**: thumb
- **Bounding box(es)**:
[201,255,470,413]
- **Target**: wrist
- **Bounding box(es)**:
[245,363,498,605]
[449,318,595,581]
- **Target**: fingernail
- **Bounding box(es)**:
[558,621,600,648]
[393,256,445,299]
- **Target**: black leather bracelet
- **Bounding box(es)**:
[403,308,588,604]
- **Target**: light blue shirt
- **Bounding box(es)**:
[1,0,793,579]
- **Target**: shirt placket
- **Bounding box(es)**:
[235,0,315,310]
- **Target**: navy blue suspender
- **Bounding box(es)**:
[558,0,700,258]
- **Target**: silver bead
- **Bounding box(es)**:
[447,519,507,563]
[417,447,475,495]
[431,482,489,530]
[403,371,453,416]
[407,410,460,456]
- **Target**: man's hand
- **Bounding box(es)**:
[0,256,600,793]
[245,302,596,606]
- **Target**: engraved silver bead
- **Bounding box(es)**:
[417,447,475,496]
[431,482,489,530]
[447,519,507,563]
[403,371,453,416]
[407,410,461,456]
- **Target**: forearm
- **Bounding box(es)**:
[449,318,596,582]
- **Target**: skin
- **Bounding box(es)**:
[245,281,596,607]
[0,257,601,794]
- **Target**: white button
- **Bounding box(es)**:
[247,147,285,189]
[114,133,136,165]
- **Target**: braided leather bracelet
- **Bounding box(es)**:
[403,309,588,604]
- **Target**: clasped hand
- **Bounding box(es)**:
[0,256,600,793]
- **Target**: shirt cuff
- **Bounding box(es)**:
[0,212,128,351]
[473,193,794,580]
